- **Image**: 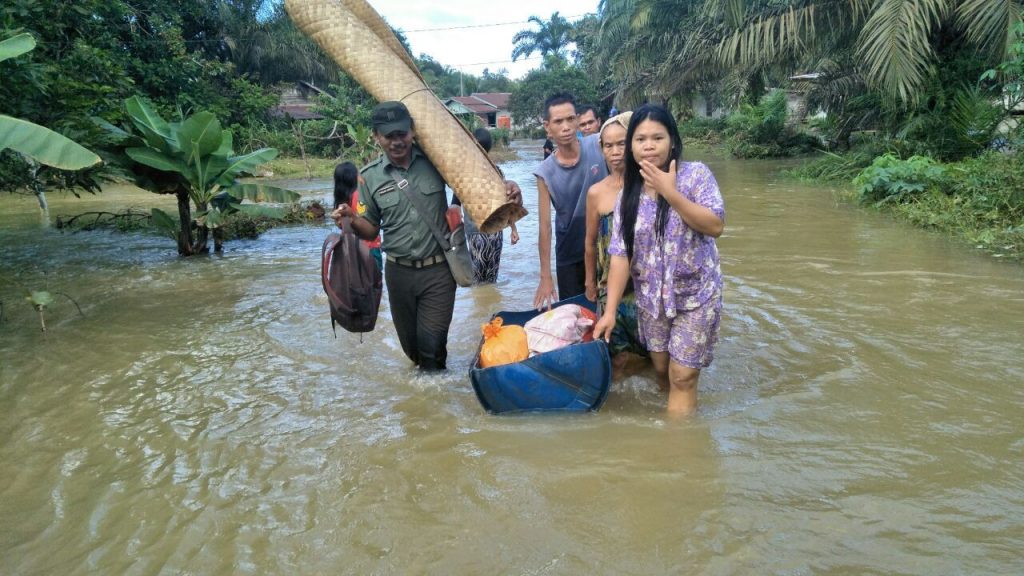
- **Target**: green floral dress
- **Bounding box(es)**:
[596,210,646,356]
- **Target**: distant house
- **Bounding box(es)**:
[272,81,329,120]
[444,93,513,129]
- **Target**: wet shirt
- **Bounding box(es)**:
[359,146,448,261]
[533,134,608,267]
[608,162,724,318]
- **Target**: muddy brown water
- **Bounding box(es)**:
[2,142,1023,574]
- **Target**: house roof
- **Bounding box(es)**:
[297,80,330,97]
[450,92,511,113]
[470,92,510,109]
[451,96,497,114]
[444,99,476,115]
[272,81,330,120]
[271,104,323,120]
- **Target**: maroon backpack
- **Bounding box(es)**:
[321,221,382,334]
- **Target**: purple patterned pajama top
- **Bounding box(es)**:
[608,162,724,319]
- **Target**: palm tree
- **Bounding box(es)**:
[589,0,739,108]
[215,1,341,86]
[707,0,1023,101]
[586,0,1023,153]
[511,12,576,62]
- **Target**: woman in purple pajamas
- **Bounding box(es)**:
[593,104,725,416]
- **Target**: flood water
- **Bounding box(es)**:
[2,141,1023,575]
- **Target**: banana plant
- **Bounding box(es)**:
[344,122,377,165]
[110,96,300,255]
[0,33,101,210]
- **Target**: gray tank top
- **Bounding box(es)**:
[533,134,608,266]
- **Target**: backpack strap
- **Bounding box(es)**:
[321,232,340,337]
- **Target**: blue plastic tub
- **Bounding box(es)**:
[469,294,611,414]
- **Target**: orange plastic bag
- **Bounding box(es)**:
[479,317,529,368]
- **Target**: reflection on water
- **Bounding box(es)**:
[2,141,1023,574]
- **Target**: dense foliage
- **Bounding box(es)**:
[722,90,818,158]
[0,0,515,192]
[0,32,101,209]
[2,0,1021,260]
[508,56,603,131]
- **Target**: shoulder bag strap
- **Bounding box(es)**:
[390,171,452,252]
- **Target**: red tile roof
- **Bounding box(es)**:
[451,92,510,113]
[471,92,510,108]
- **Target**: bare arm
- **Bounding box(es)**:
[583,184,601,302]
[533,177,557,309]
[642,159,724,238]
[331,205,381,241]
[593,255,630,342]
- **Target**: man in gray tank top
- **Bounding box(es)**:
[532,93,609,308]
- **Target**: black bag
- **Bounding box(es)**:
[321,219,382,334]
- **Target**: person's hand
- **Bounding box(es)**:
[533,276,557,310]
[510,226,520,245]
[585,281,597,302]
[504,180,523,206]
[640,158,677,198]
[592,312,615,343]
[330,204,352,228]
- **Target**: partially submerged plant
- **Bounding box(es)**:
[104,96,300,255]
[26,290,84,332]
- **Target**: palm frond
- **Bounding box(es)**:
[956,0,1023,57]
[856,0,946,101]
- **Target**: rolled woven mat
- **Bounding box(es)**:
[285,0,528,233]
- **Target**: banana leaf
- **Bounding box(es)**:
[0,115,101,170]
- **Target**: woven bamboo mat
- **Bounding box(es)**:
[285,0,527,233]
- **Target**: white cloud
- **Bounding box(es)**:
[366,0,598,81]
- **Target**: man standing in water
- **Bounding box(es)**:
[533,93,609,308]
[332,101,522,370]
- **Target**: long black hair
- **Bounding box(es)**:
[619,103,683,261]
[333,161,359,209]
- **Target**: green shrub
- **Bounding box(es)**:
[724,90,819,158]
[946,152,1024,225]
[490,127,511,147]
[853,154,947,204]
[221,201,327,240]
[787,149,880,182]
[679,116,726,143]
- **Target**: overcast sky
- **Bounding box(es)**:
[366,0,600,80]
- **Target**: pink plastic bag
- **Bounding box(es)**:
[523,304,595,355]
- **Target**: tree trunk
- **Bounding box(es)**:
[28,162,49,224]
[176,191,195,256]
[213,227,224,253]
[293,120,310,180]
[192,201,209,254]
[194,225,209,254]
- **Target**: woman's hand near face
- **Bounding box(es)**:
[640,158,677,198]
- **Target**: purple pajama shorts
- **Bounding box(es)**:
[638,290,722,368]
